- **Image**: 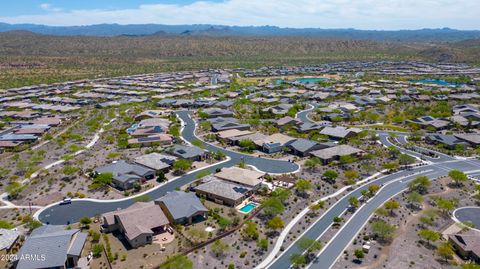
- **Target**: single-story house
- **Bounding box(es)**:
[310,145,364,164]
[262,104,293,116]
[155,191,208,225]
[258,133,296,154]
[288,139,328,157]
[319,126,362,140]
[134,153,177,173]
[135,110,171,121]
[202,108,234,118]
[0,133,38,143]
[169,144,207,161]
[276,116,301,127]
[228,132,268,146]
[296,121,330,132]
[217,129,253,144]
[455,133,480,147]
[407,116,451,130]
[101,202,170,248]
[127,134,173,146]
[211,121,251,132]
[94,160,155,190]
[214,167,264,189]
[424,134,470,149]
[14,225,87,269]
[448,233,480,263]
[195,177,252,207]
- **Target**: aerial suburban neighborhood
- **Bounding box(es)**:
[1,1,480,269]
[0,60,480,269]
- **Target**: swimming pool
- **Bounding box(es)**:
[410,79,464,86]
[295,77,329,84]
[239,203,257,213]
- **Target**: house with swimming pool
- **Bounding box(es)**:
[194,167,265,208]
[194,177,253,207]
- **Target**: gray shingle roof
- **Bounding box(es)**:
[289,139,318,153]
[94,160,154,183]
[195,178,251,201]
[0,228,19,251]
[16,225,86,269]
[170,144,206,159]
[155,191,207,220]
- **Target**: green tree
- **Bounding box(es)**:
[387,146,400,158]
[382,161,399,171]
[290,253,306,268]
[309,201,325,215]
[384,199,400,215]
[262,197,285,218]
[348,196,359,208]
[297,237,322,254]
[408,176,431,194]
[371,220,396,241]
[322,170,338,182]
[339,155,357,165]
[344,170,359,181]
[437,242,454,262]
[211,239,230,257]
[448,170,468,186]
[270,188,291,204]
[398,153,415,166]
[80,216,92,228]
[92,244,103,258]
[305,157,321,172]
[417,229,439,246]
[172,159,192,173]
[5,182,24,199]
[238,139,257,152]
[407,191,423,208]
[368,184,380,196]
[93,173,113,186]
[354,248,365,260]
[0,167,11,179]
[257,238,269,251]
[295,179,312,196]
[436,198,456,214]
[266,216,285,230]
[242,220,259,241]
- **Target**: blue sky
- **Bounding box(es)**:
[0,0,479,30]
[0,1,218,16]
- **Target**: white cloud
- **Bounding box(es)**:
[1,0,478,30]
[39,3,63,12]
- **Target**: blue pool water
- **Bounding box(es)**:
[295,77,329,84]
[239,203,257,213]
[410,79,464,86]
[126,123,139,134]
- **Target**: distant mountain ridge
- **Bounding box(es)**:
[1,22,480,41]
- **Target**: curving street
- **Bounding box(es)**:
[36,111,299,225]
[263,104,480,269]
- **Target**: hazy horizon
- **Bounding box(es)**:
[0,0,479,30]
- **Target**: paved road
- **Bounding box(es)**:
[264,106,480,269]
[177,110,299,174]
[267,158,480,269]
[37,111,298,224]
[453,207,480,228]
